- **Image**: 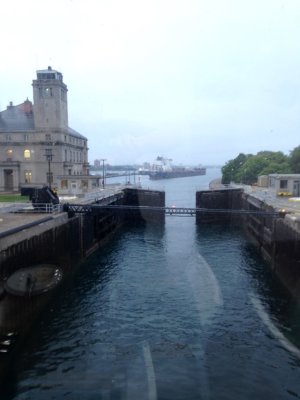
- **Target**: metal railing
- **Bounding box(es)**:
[0,202,63,214]
[63,204,285,217]
[83,188,124,203]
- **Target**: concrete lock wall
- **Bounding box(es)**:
[0,188,165,279]
[196,188,243,224]
[271,217,300,298]
[0,216,82,279]
[123,188,165,223]
[196,188,300,301]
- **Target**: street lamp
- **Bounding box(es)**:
[44,148,53,189]
[100,158,106,188]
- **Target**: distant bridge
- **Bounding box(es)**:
[63,204,284,217]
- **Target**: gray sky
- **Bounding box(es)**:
[1,0,300,165]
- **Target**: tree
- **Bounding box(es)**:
[238,151,291,184]
[222,150,291,184]
[221,153,250,184]
[289,145,300,173]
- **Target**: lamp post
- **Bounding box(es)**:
[100,158,106,188]
[44,148,53,189]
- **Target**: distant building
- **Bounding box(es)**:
[94,159,101,168]
[0,67,100,194]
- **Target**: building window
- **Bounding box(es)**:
[5,135,11,142]
[45,148,53,157]
[61,180,68,189]
[24,134,29,141]
[81,180,88,191]
[39,87,53,98]
[45,134,51,142]
[44,87,52,97]
[24,149,31,159]
[64,135,67,142]
[24,171,32,183]
[280,180,288,189]
[6,149,13,160]
[65,149,67,161]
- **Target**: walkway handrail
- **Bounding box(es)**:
[1,203,63,214]
[63,204,285,217]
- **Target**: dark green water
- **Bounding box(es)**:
[2,169,300,399]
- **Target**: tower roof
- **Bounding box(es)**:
[36,66,63,82]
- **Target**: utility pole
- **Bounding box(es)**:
[100,159,106,188]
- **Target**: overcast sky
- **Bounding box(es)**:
[1,0,300,166]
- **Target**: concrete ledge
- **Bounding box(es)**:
[0,213,68,252]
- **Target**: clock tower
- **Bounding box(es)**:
[32,66,68,130]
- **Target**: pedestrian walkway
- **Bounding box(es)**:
[237,184,300,216]
[210,180,300,216]
[0,185,127,240]
[0,213,53,238]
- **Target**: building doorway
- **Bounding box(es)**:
[4,169,13,191]
[293,180,300,197]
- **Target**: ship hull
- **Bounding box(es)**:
[149,168,206,180]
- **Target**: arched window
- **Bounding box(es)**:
[24,149,31,159]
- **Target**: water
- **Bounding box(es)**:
[2,168,300,399]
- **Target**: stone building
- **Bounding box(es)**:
[0,67,100,195]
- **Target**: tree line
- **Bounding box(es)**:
[222,145,300,184]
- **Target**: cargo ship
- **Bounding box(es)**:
[149,157,206,180]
